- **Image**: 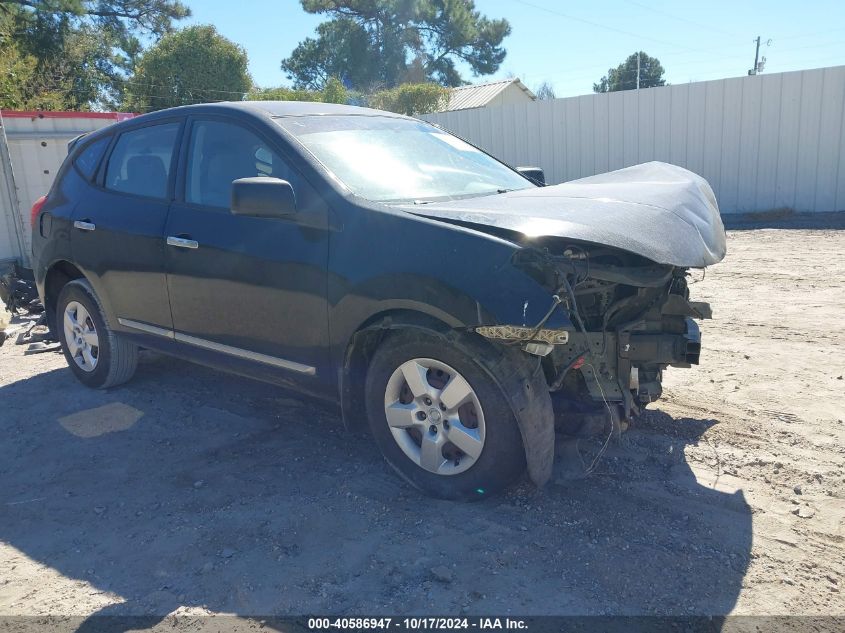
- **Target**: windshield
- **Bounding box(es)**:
[275,115,534,203]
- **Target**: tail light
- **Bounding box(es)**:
[30,195,47,229]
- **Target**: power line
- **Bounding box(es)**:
[509,0,698,52]
[514,38,845,85]
[119,78,277,98]
[509,34,757,84]
[507,1,845,85]
[774,26,845,41]
[621,0,740,38]
[678,53,845,82]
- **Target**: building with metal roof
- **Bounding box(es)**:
[442,78,537,112]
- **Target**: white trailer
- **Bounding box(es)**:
[0,111,135,270]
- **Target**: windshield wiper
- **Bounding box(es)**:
[387,188,520,205]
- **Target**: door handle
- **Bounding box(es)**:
[166,236,199,249]
[73,220,95,231]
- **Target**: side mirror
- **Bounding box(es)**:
[517,166,545,186]
[231,177,296,218]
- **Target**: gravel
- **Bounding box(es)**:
[0,229,843,618]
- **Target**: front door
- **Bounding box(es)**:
[164,117,331,384]
[71,120,182,331]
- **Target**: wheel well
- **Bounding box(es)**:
[341,309,557,487]
[340,309,456,431]
[44,261,84,334]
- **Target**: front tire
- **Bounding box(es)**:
[57,279,138,389]
[365,329,525,501]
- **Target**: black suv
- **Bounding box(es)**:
[31,101,725,500]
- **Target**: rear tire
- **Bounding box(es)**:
[56,279,138,389]
[365,328,525,501]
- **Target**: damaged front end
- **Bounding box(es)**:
[409,161,725,464]
[483,241,713,434]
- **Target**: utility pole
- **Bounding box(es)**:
[636,51,641,89]
[749,36,761,75]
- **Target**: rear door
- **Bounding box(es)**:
[164,116,331,384]
[71,120,182,332]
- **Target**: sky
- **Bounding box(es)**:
[184,0,845,98]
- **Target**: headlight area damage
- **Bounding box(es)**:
[500,243,713,435]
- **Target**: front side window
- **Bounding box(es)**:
[275,115,534,203]
[186,120,289,209]
[105,123,179,200]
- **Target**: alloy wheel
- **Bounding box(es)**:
[383,358,486,475]
[63,301,99,372]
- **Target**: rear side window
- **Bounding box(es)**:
[105,123,179,199]
[73,136,110,180]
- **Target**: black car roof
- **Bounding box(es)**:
[229,100,412,119]
[70,101,422,154]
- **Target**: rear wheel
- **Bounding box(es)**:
[57,279,138,389]
[365,329,525,500]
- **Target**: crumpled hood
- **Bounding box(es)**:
[406,161,727,268]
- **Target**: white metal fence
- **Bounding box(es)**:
[424,65,845,215]
[2,69,842,267]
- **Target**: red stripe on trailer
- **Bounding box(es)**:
[0,111,138,121]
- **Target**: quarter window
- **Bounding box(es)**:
[105,123,179,199]
[73,136,110,180]
[185,120,291,209]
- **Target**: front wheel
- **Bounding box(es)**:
[365,329,525,501]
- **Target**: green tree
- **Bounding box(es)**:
[282,0,511,90]
[246,77,349,104]
[281,18,373,91]
[320,76,349,104]
[247,86,317,102]
[0,0,189,39]
[126,25,251,112]
[0,0,189,109]
[366,82,449,116]
[0,41,66,109]
[593,51,666,93]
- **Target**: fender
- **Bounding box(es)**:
[469,335,555,487]
[328,201,568,484]
[38,258,120,334]
[327,201,575,371]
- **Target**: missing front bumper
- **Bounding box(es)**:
[547,314,706,418]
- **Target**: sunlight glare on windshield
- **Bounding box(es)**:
[276,115,534,202]
[318,133,431,197]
